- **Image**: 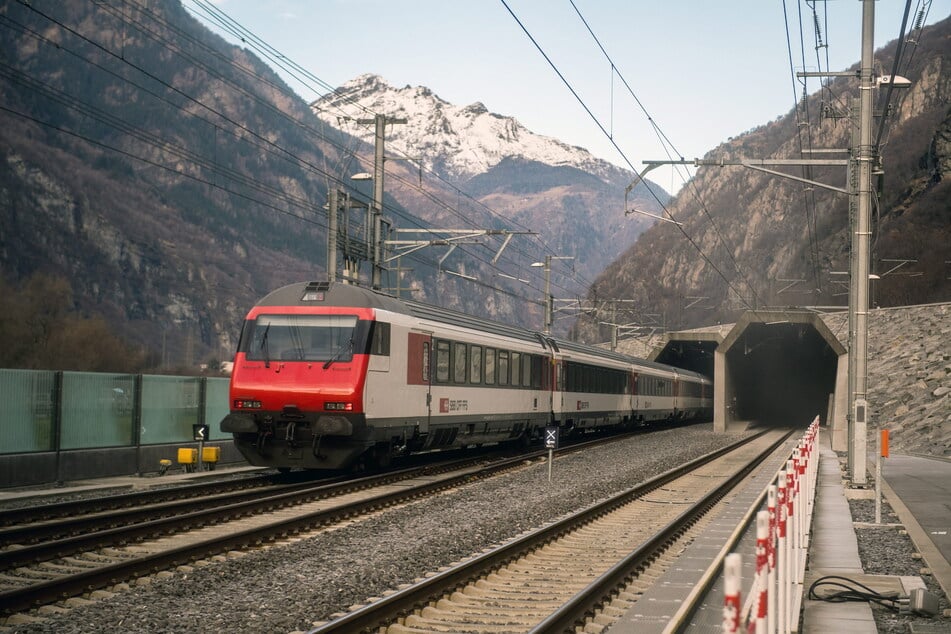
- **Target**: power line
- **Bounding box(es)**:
[5,0,578,311]
[177,0,587,296]
[501,0,760,312]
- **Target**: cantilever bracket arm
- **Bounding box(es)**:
[624,159,694,216]
[742,163,850,195]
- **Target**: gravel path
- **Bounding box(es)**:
[849,497,951,633]
[8,424,745,633]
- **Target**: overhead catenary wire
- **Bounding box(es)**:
[177,0,597,297]
[785,0,824,294]
[502,0,761,313]
[180,0,591,297]
[5,0,576,307]
[568,0,769,313]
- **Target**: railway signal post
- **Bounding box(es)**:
[545,426,559,482]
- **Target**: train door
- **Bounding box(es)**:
[673,373,681,419]
[544,355,554,416]
[632,372,640,414]
[406,331,432,435]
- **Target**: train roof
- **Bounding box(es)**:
[255,281,410,314]
[254,281,709,380]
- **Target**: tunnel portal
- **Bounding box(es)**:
[650,312,847,434]
[715,311,845,431]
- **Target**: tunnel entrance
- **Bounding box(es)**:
[714,311,846,432]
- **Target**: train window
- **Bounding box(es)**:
[531,356,543,389]
[484,348,496,384]
[523,354,532,387]
[246,314,358,363]
[498,351,509,385]
[435,340,450,383]
[511,353,521,388]
[453,342,467,383]
[470,346,482,384]
[370,322,390,356]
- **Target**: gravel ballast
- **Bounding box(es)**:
[8,425,745,633]
[849,497,951,634]
[5,425,949,633]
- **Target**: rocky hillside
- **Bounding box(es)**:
[0,0,362,365]
[0,1,659,368]
[580,15,951,342]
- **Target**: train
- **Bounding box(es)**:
[220,281,713,471]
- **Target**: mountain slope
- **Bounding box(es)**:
[0,0,371,365]
[578,15,951,341]
[312,74,666,287]
[0,1,662,368]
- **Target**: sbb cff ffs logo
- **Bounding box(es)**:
[439,398,469,413]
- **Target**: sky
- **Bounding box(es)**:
[192,1,948,193]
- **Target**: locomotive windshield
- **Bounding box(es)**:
[242,314,361,363]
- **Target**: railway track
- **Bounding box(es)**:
[0,433,632,620]
[0,470,279,527]
[306,429,792,633]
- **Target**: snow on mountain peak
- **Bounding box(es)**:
[312,74,623,183]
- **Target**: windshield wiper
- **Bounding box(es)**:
[259,323,271,368]
[323,338,353,369]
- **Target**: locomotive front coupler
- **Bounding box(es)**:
[311,433,325,460]
[256,416,276,451]
[284,421,297,448]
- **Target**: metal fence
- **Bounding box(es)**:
[0,369,231,455]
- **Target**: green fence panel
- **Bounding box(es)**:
[205,378,231,440]
[0,369,55,453]
[141,375,200,444]
[60,372,135,449]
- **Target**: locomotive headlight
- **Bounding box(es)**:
[234,399,262,410]
[324,402,353,411]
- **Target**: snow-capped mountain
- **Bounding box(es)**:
[311,74,628,184]
[310,74,667,329]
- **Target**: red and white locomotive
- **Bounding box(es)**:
[221,281,712,470]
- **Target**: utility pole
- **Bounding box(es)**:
[356,114,406,290]
[628,0,898,487]
[848,0,876,486]
[327,188,338,282]
[532,255,574,334]
[327,113,405,288]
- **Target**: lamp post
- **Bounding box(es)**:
[531,257,552,335]
[531,255,573,335]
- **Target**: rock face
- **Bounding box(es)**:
[821,304,951,457]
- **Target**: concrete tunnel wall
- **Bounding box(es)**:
[713,311,846,434]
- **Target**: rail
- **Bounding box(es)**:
[0,435,628,616]
[306,430,780,633]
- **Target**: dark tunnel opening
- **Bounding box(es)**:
[726,322,839,427]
